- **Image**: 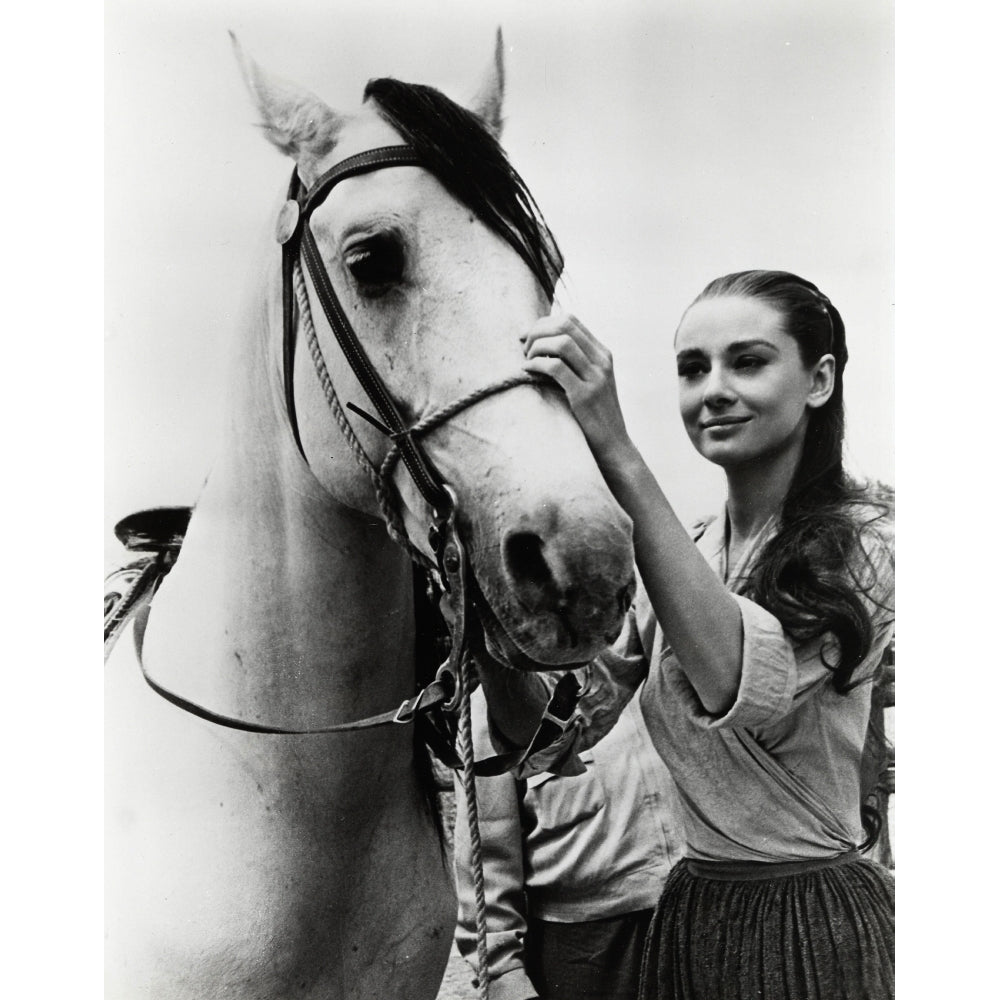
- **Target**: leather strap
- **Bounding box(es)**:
[281,170,305,457]
[281,145,453,512]
[106,541,579,774]
[472,672,582,777]
[132,606,458,736]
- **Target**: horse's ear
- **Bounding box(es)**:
[467,28,505,139]
[230,32,344,182]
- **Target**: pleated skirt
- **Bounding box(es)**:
[639,854,894,1000]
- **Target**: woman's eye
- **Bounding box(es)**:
[734,355,765,371]
[344,234,405,295]
[677,362,706,379]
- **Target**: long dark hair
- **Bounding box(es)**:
[691,270,893,849]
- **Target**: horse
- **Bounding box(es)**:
[105,31,636,1000]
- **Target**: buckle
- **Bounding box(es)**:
[393,694,420,725]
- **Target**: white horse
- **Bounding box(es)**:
[105,33,635,1000]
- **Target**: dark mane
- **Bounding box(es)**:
[363,77,564,300]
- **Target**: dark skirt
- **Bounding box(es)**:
[639,855,894,1000]
[524,908,655,1000]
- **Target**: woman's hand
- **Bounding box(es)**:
[521,312,631,465]
[522,317,745,714]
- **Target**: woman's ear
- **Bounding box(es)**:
[806,354,837,409]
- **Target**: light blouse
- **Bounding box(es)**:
[491,497,895,864]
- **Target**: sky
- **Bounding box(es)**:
[105,0,893,553]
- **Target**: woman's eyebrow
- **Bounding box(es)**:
[725,338,779,353]
[675,347,706,362]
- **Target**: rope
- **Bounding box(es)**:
[378,372,540,488]
[456,647,491,1000]
[293,258,545,572]
[293,261,430,566]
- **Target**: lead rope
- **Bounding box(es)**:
[456,644,491,1000]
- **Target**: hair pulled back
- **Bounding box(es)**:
[692,270,893,849]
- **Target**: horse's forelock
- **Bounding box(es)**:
[362,77,563,300]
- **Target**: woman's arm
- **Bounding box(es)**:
[522,313,744,714]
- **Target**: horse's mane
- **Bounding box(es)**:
[364,78,564,301]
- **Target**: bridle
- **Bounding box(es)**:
[107,143,583,999]
[109,144,581,773]
[281,144,539,548]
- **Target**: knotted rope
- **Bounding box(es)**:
[293,261,427,563]
[456,644,491,1000]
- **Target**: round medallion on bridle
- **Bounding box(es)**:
[275,200,301,245]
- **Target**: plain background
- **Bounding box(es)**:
[105,0,894,557]
[3,1,992,997]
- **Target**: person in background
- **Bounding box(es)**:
[453,681,683,1000]
[478,270,895,999]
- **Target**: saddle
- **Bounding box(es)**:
[104,507,191,657]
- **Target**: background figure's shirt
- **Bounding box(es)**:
[454,685,682,1000]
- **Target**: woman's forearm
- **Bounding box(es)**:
[601,441,744,714]
[520,311,745,714]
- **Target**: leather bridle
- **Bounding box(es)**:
[280,144,543,530]
[108,144,581,775]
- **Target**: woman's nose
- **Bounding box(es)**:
[703,369,735,408]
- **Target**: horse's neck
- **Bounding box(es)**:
[142,297,416,728]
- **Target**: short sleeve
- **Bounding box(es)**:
[667,595,798,729]
[676,504,895,730]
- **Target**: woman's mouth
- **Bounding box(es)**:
[701,415,751,429]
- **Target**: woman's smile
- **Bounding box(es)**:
[701,415,751,430]
[674,296,830,471]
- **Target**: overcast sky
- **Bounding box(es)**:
[105,0,893,550]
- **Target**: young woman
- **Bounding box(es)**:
[479,270,894,999]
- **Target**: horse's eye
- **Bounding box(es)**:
[344,234,405,296]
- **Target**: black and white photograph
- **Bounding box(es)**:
[97,1,946,997]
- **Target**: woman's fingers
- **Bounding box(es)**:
[523,354,586,398]
[523,331,593,380]
[519,310,629,462]
[520,311,611,367]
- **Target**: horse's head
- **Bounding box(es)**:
[233,33,635,670]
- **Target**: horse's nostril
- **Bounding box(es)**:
[503,532,553,588]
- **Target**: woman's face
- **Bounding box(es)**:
[674,295,832,471]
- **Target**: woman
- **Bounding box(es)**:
[479,270,894,999]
